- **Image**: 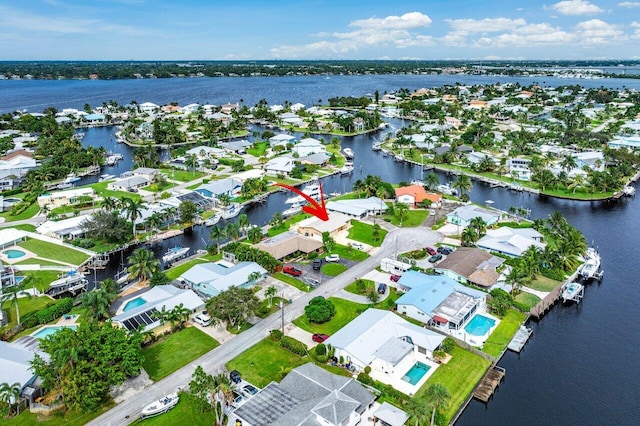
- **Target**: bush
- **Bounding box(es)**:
[307,251,318,260]
[315,343,327,356]
[364,365,371,374]
[280,336,307,356]
[541,267,566,281]
[71,238,94,249]
[357,372,374,386]
[304,296,336,324]
[36,298,73,324]
[269,329,283,341]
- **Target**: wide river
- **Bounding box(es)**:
[2,75,639,425]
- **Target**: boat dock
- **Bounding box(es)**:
[507,326,533,353]
[473,366,506,403]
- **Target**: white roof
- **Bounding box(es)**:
[36,215,88,235]
[373,402,409,426]
[0,228,27,247]
[0,341,40,391]
[297,212,351,234]
[477,227,546,257]
[265,156,295,172]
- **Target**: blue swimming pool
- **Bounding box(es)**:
[32,325,78,339]
[401,361,431,385]
[123,297,147,312]
[4,249,26,259]
[465,314,496,336]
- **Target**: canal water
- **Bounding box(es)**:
[3,75,640,425]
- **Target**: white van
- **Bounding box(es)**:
[193,313,211,327]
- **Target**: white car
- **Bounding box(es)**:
[325,254,340,263]
[350,242,364,250]
[193,313,211,327]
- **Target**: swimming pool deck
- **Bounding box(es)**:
[369,353,440,396]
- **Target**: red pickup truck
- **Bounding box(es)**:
[283,265,303,276]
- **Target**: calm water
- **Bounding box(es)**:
[3,75,640,425]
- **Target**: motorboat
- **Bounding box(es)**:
[580,248,601,280]
[141,392,179,418]
[64,172,80,184]
[46,270,88,297]
[343,148,354,159]
[623,186,635,196]
[204,214,221,226]
[340,162,354,175]
[99,173,115,182]
[283,202,303,217]
[561,281,584,303]
[221,203,243,219]
[162,246,189,263]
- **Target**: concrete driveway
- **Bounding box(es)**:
[256,276,306,302]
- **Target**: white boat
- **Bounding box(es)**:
[204,214,221,226]
[64,172,80,184]
[162,246,189,263]
[561,282,584,303]
[46,270,88,297]
[283,202,303,217]
[340,162,354,175]
[221,203,243,219]
[623,186,635,196]
[285,194,305,204]
[301,181,321,200]
[580,248,601,280]
[343,148,354,159]
[436,184,458,196]
[57,182,74,190]
[99,173,115,182]
[141,393,179,418]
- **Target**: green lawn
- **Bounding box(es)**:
[6,404,113,426]
[515,292,541,310]
[226,338,309,388]
[14,258,68,267]
[88,181,142,202]
[142,181,176,193]
[293,297,367,335]
[0,201,40,222]
[20,270,62,292]
[9,224,37,232]
[419,345,491,422]
[164,258,209,280]
[344,279,375,295]
[528,275,561,292]
[142,327,219,381]
[273,272,312,292]
[385,209,429,227]
[18,238,91,265]
[330,244,369,261]
[267,212,311,237]
[160,168,205,182]
[321,263,347,276]
[482,309,527,357]
[136,392,214,425]
[1,296,54,329]
[247,142,269,157]
[347,220,387,247]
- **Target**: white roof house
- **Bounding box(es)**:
[265,156,295,175]
[446,205,501,228]
[0,338,47,403]
[180,261,267,298]
[185,145,226,158]
[325,196,387,219]
[36,215,89,240]
[476,227,545,257]
[107,175,150,191]
[292,138,326,157]
[37,187,96,208]
[269,133,297,147]
[139,102,159,113]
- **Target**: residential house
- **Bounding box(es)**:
[0,150,37,190]
[158,191,213,211]
[269,133,297,148]
[265,156,295,176]
[466,152,497,166]
[180,261,267,298]
[435,247,505,288]
[325,309,444,394]
[161,104,181,114]
[255,231,323,260]
[185,145,226,159]
[139,102,159,114]
[608,136,640,149]
[298,152,331,167]
[507,158,532,181]
[0,337,47,405]
[180,103,200,114]
[476,227,545,257]
[112,285,205,335]
[279,112,304,127]
[395,185,441,208]
[446,205,501,228]
[221,140,251,154]
[290,103,305,112]
[231,363,376,426]
[107,175,150,192]
[325,196,388,219]
[37,187,96,209]
[83,114,106,125]
[292,138,326,157]
[195,178,243,199]
[574,151,605,172]
[296,213,351,240]
[395,271,486,331]
[132,167,161,182]
[220,103,239,114]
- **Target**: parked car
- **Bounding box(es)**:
[428,253,443,263]
[390,274,401,282]
[242,384,259,396]
[232,391,244,407]
[283,265,303,276]
[425,246,437,256]
[377,283,387,294]
[437,246,454,255]
[325,254,340,263]
[350,242,364,250]
[312,258,322,270]
[193,313,211,327]
[229,370,241,384]
[312,333,329,343]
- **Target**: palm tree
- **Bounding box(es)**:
[145,212,163,235]
[560,154,578,174]
[264,285,277,307]
[211,373,235,426]
[225,222,240,242]
[0,382,21,417]
[468,216,487,238]
[394,202,409,226]
[185,154,199,177]
[101,196,118,212]
[405,397,431,426]
[461,226,478,247]
[0,277,32,325]
[532,169,556,192]
[121,197,147,235]
[172,303,192,329]
[424,172,440,191]
[210,225,223,251]
[568,174,585,194]
[451,173,472,199]
[505,264,530,297]
[547,211,568,236]
[237,213,250,235]
[521,246,544,280]
[425,383,451,426]
[217,194,231,208]
[152,306,170,335]
[127,248,160,283]
[247,226,263,244]
[80,288,112,322]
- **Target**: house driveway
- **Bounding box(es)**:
[256,276,306,302]
[284,323,316,349]
[190,322,235,345]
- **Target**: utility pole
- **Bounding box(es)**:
[280,296,285,336]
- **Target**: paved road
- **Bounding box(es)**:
[88,226,441,426]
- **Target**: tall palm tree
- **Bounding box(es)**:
[521,246,544,280]
[225,222,240,242]
[80,289,112,322]
[247,226,263,244]
[121,197,147,235]
[101,196,118,212]
[505,264,531,297]
[185,154,199,177]
[394,202,409,226]
[461,226,479,247]
[211,373,235,426]
[237,214,250,235]
[0,277,32,325]
[152,306,170,335]
[172,303,191,329]
[424,172,440,191]
[209,225,223,251]
[468,217,487,238]
[0,382,21,417]
[127,248,160,283]
[265,285,277,307]
[425,383,451,426]
[451,173,472,198]
[405,397,431,426]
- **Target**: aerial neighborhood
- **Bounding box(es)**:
[0,76,633,425]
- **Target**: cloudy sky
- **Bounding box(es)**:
[1,0,639,60]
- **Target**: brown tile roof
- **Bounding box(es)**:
[256,231,323,259]
[1,150,33,161]
[436,247,503,287]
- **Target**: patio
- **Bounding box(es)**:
[369,351,440,396]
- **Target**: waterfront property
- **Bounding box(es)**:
[179,261,267,298]
[325,196,388,219]
[36,215,89,240]
[0,337,47,405]
[255,231,323,260]
[36,187,97,209]
[107,175,150,192]
[295,212,351,240]
[435,247,505,289]
[264,155,295,176]
[325,309,444,395]
[446,205,501,228]
[230,363,378,426]
[476,226,546,257]
[395,185,442,208]
[194,177,243,199]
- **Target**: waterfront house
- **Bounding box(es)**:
[37,187,96,209]
[264,156,295,176]
[395,271,486,330]
[112,285,204,335]
[279,112,304,127]
[573,151,605,172]
[298,152,331,166]
[395,185,441,208]
[107,175,150,192]
[608,135,640,149]
[132,167,161,182]
[82,114,106,125]
[325,309,444,394]
[179,261,267,298]
[0,338,47,405]
[325,196,388,219]
[195,178,243,199]
[221,140,251,154]
[255,231,323,260]
[435,247,504,288]
[507,157,532,181]
[269,133,297,148]
[446,205,501,228]
[139,102,159,114]
[292,138,326,157]
[185,145,226,159]
[36,215,89,240]
[476,227,545,257]
[296,213,351,240]
[231,363,376,426]
[157,191,213,211]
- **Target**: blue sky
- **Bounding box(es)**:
[1,0,639,60]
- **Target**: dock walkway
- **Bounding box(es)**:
[473,366,506,403]
[507,325,533,353]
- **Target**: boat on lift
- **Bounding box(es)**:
[561,281,584,303]
[623,186,635,196]
[46,270,88,297]
[340,162,354,175]
[283,202,303,217]
[343,148,354,159]
[580,248,601,281]
[162,246,189,264]
[204,214,221,227]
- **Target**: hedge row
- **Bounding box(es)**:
[21,298,74,328]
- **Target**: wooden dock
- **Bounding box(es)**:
[530,281,563,319]
[507,326,533,353]
[473,366,506,403]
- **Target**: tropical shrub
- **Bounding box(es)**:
[304,296,335,324]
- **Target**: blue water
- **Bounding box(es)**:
[3,249,25,259]
[465,314,496,336]
[32,325,78,339]
[123,297,147,312]
[402,362,431,385]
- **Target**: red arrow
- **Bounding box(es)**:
[274,181,329,221]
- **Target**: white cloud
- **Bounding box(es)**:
[349,12,432,30]
[630,21,640,38]
[472,23,573,47]
[551,0,603,15]
[574,19,626,45]
[618,1,640,7]
[446,18,527,34]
